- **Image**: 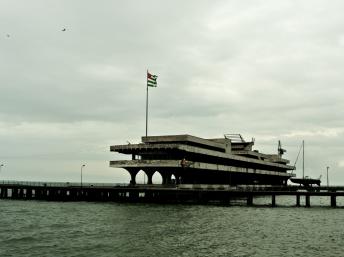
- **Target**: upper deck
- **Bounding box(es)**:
[110,134,294,171]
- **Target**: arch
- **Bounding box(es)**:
[136,170,146,184]
[125,168,139,185]
[152,171,163,184]
[143,169,155,185]
[171,174,176,184]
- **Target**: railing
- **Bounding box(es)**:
[0,180,128,188]
[177,184,301,191]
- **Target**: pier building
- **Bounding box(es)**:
[110,134,295,186]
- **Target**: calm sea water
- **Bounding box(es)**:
[1,197,344,257]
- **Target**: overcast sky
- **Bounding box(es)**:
[1,0,344,184]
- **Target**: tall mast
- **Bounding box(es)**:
[145,81,148,137]
[302,140,305,179]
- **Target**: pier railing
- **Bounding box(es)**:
[0,180,128,188]
[1,181,344,207]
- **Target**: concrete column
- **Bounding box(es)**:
[296,194,300,207]
[12,188,18,199]
[271,194,276,207]
[161,173,167,184]
[19,188,23,198]
[331,195,336,208]
[247,195,253,206]
[172,172,180,184]
[26,189,32,199]
[161,170,172,185]
[1,187,8,198]
[0,187,3,198]
[305,195,310,207]
[165,173,172,184]
[144,169,155,185]
[126,168,139,185]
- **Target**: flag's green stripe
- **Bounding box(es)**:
[147,73,157,87]
[147,82,157,85]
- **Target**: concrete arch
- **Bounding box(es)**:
[157,169,175,185]
[152,171,163,184]
[125,168,139,185]
[171,174,176,184]
[142,169,155,184]
[136,170,146,184]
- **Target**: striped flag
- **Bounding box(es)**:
[147,71,158,87]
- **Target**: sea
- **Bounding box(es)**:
[1,196,344,257]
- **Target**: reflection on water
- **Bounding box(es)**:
[0,197,344,257]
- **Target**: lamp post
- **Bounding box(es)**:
[0,164,4,179]
[326,166,329,187]
[81,164,85,188]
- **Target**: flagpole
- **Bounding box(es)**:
[145,70,149,137]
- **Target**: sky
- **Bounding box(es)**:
[1,0,344,184]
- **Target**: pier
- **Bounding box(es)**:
[1,181,344,207]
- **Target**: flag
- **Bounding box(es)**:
[147,71,158,87]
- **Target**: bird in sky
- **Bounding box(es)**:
[6,34,10,37]
[62,28,66,31]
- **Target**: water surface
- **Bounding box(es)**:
[1,197,343,257]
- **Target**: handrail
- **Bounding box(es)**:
[0,180,128,188]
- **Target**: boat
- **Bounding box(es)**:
[289,140,321,187]
[290,176,321,187]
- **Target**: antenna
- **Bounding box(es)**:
[302,140,305,179]
[278,140,286,157]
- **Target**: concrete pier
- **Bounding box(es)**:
[296,194,300,207]
[306,195,311,207]
[331,195,336,207]
[247,195,253,206]
[271,194,276,207]
[1,181,344,207]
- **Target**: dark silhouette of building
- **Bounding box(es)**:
[110,134,295,186]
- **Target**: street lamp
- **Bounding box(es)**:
[81,164,86,188]
[0,164,4,175]
[326,166,330,187]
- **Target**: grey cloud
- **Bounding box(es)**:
[1,0,344,183]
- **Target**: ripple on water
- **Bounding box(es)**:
[1,199,344,257]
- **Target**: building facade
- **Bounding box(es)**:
[110,134,295,186]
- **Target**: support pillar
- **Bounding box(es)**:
[1,187,8,198]
[12,188,18,199]
[305,195,310,207]
[126,168,139,185]
[26,189,32,199]
[144,169,155,185]
[331,195,336,208]
[19,188,23,198]
[271,194,276,207]
[247,195,253,206]
[296,194,300,207]
[173,172,180,184]
[160,171,172,185]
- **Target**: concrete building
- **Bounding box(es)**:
[110,134,295,186]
